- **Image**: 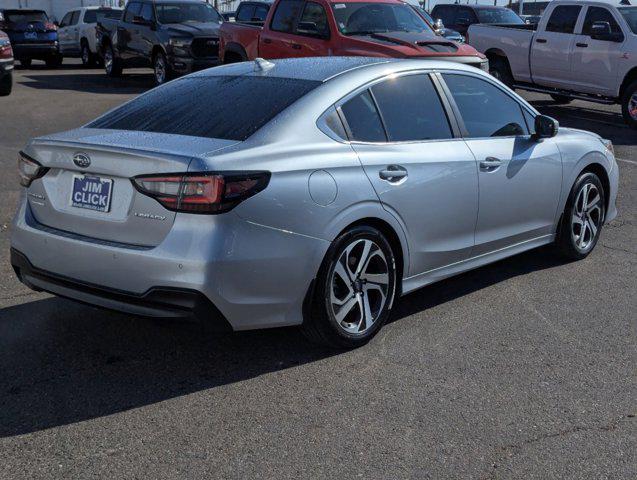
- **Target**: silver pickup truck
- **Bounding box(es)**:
[468,0,637,129]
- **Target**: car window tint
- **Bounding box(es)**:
[124,2,141,23]
[371,74,452,142]
[582,7,622,35]
[139,3,154,22]
[457,7,476,24]
[70,10,80,25]
[84,10,97,24]
[432,6,456,25]
[298,2,329,37]
[236,5,256,22]
[87,76,321,141]
[254,5,270,21]
[341,90,387,142]
[271,0,303,33]
[442,74,528,138]
[59,12,72,28]
[546,5,581,34]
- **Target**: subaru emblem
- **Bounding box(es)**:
[73,153,91,169]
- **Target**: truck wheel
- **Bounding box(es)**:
[489,56,513,87]
[621,80,637,130]
[0,73,12,96]
[81,43,95,67]
[550,94,572,105]
[153,52,173,86]
[104,44,122,77]
[19,58,32,68]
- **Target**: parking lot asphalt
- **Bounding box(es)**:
[0,61,635,479]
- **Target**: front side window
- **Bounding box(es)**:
[124,2,141,23]
[298,2,329,37]
[236,5,256,22]
[84,10,98,24]
[582,7,622,35]
[619,7,637,34]
[456,8,477,25]
[139,3,155,22]
[271,0,303,33]
[432,6,456,26]
[87,76,321,141]
[476,8,524,25]
[442,74,528,138]
[59,12,72,28]
[332,2,434,35]
[546,5,582,34]
[340,90,386,142]
[70,10,80,25]
[155,2,222,24]
[370,74,452,142]
[254,5,270,22]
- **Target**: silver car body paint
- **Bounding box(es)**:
[11,57,619,330]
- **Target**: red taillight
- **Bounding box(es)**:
[132,172,270,214]
[44,22,57,31]
[18,152,49,187]
[0,39,12,59]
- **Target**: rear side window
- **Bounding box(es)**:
[84,10,97,24]
[271,0,303,33]
[254,5,269,21]
[457,7,477,24]
[582,7,622,35]
[87,76,321,141]
[442,74,528,138]
[124,2,141,23]
[139,3,155,22]
[371,74,452,142]
[546,5,582,34]
[341,91,386,142]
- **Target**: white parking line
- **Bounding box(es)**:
[617,158,637,166]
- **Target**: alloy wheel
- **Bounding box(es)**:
[329,239,390,334]
[629,92,637,121]
[154,56,166,84]
[104,49,113,74]
[571,182,602,252]
[82,46,89,65]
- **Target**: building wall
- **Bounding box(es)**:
[1,0,122,21]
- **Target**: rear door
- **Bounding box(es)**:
[440,72,562,254]
[530,4,583,88]
[57,12,73,53]
[341,72,479,275]
[259,0,304,58]
[571,5,625,96]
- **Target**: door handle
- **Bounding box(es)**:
[263,38,272,44]
[379,165,408,182]
[479,157,502,170]
[576,42,588,48]
[291,44,302,50]
[536,38,547,43]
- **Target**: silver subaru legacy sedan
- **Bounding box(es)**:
[11,57,619,348]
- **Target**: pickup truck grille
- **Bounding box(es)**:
[191,37,219,58]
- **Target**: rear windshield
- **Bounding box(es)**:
[476,8,524,24]
[619,7,637,34]
[87,76,322,141]
[4,10,48,24]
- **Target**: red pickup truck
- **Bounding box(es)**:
[219,0,488,70]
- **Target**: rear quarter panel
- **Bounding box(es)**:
[219,22,262,61]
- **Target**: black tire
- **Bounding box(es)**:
[621,80,637,130]
[19,58,32,68]
[489,56,514,87]
[80,42,95,67]
[0,73,12,96]
[45,54,62,68]
[104,44,122,77]
[555,172,606,260]
[550,94,573,105]
[153,51,173,85]
[302,226,398,349]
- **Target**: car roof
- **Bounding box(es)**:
[191,56,481,82]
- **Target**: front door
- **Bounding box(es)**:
[570,5,625,96]
[441,73,563,255]
[530,4,583,89]
[258,0,304,58]
[340,73,479,276]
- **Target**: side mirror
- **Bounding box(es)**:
[590,21,624,42]
[533,115,559,140]
[297,21,323,37]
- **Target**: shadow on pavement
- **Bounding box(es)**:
[20,72,154,95]
[0,246,568,438]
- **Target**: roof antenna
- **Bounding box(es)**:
[254,58,275,72]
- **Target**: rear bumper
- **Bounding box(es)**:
[13,43,59,59]
[11,197,329,330]
[0,57,13,74]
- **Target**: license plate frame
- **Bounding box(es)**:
[24,32,37,40]
[70,175,113,213]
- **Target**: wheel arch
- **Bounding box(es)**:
[485,47,508,60]
[580,162,611,216]
[151,44,167,61]
[222,42,248,64]
[619,67,637,99]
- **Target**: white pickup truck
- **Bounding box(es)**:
[468,0,637,129]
